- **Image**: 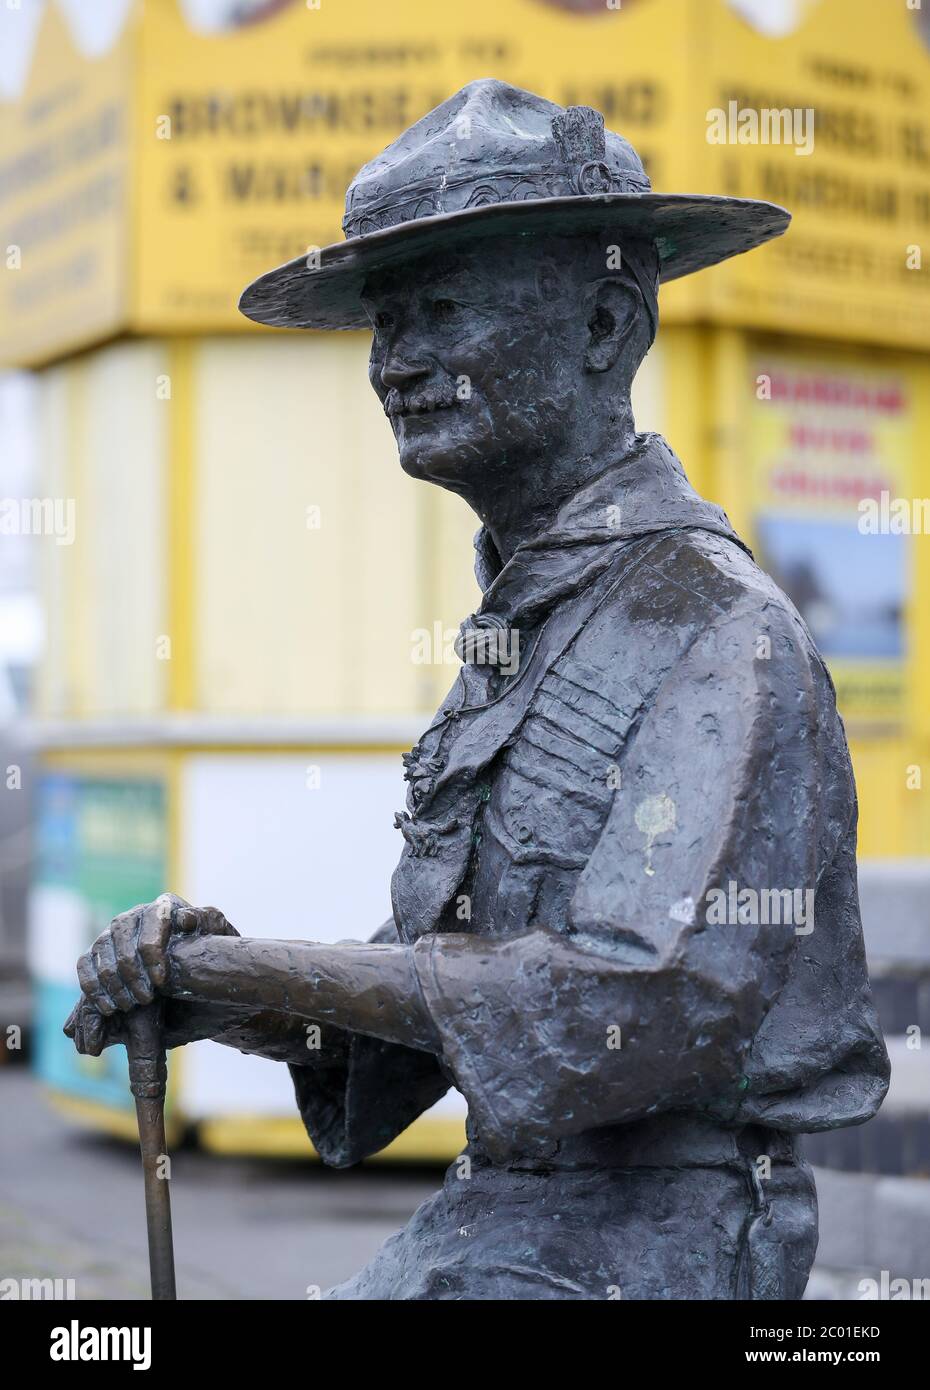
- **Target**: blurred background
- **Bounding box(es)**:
[0,0,928,1300]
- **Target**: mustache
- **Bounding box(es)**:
[384,380,460,418]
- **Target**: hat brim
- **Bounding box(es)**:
[238,193,790,331]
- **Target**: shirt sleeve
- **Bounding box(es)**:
[289,918,450,1166]
[411,602,835,1162]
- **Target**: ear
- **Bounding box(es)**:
[583,280,638,374]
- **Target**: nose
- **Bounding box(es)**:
[380,346,429,392]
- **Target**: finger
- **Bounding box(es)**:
[171,894,204,934]
[110,909,153,1005]
[138,896,176,989]
[161,891,194,923]
[84,1008,106,1056]
[73,1014,91,1056]
[63,1003,79,1038]
[77,949,118,1016]
[200,905,237,937]
[70,997,87,1052]
[92,934,136,1012]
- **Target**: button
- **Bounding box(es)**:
[517,824,532,843]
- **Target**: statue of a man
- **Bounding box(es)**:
[66,80,889,1300]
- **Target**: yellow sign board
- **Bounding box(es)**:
[695,0,930,349]
[1,0,929,365]
[130,0,697,332]
[0,2,132,367]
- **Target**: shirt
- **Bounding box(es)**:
[290,431,889,1173]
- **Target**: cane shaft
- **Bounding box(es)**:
[126,1003,177,1301]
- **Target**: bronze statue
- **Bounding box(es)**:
[65,80,889,1300]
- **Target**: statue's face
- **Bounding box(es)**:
[361,241,588,491]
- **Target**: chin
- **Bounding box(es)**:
[395,431,483,491]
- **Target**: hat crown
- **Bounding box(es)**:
[342,78,651,240]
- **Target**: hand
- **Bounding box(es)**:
[63,893,238,1055]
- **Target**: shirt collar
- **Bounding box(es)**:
[471,432,748,627]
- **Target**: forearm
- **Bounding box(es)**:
[162,998,341,1065]
[165,935,441,1054]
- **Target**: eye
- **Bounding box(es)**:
[429,297,462,322]
[372,310,395,334]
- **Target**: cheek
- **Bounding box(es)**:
[437,330,490,387]
[452,318,550,405]
[368,348,385,398]
[486,329,577,427]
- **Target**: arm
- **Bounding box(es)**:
[66,897,437,1059]
[164,934,441,1054]
[159,926,451,1167]
[66,903,450,1167]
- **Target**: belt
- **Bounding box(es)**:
[470,1111,801,1172]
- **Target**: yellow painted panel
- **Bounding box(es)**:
[850,737,930,860]
[73,341,169,717]
[192,333,425,715]
[166,340,196,711]
[637,326,714,493]
[707,327,754,538]
[48,1088,184,1149]
[34,361,73,718]
[424,488,480,712]
[198,1112,464,1164]
[910,350,930,746]
[35,342,169,718]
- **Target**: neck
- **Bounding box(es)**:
[471,413,637,564]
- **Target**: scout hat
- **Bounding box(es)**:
[238,78,790,331]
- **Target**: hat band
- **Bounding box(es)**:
[343,163,652,239]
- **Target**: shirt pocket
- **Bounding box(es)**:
[485,685,635,866]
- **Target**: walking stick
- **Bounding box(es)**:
[125,1000,177,1301]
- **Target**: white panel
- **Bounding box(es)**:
[180,752,404,940]
[184,1038,303,1117]
[179,751,466,1121]
[182,1036,467,1119]
[27,884,88,985]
